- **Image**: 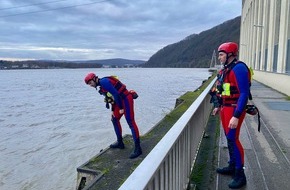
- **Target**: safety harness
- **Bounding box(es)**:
[216,60,252,102]
[98,76,138,109]
[213,60,261,132]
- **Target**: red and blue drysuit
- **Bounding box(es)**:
[214,59,250,170]
[97,77,140,144]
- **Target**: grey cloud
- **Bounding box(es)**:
[0,0,241,61]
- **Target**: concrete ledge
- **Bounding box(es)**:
[76,148,107,190]
[75,75,216,190]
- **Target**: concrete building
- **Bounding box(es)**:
[240,0,290,96]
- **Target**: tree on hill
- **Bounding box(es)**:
[143,16,241,68]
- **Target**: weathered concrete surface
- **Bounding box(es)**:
[76,97,193,190]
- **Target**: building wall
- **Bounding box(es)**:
[240,0,290,96]
[253,70,290,96]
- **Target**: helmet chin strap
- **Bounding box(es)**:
[224,53,234,67]
[94,78,100,90]
[94,77,100,86]
[222,54,229,66]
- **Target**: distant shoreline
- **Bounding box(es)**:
[0,59,144,70]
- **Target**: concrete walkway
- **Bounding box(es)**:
[216,80,290,189]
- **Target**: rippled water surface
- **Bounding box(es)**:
[0,68,211,190]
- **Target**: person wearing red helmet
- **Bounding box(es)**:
[84,73,142,159]
[211,42,250,189]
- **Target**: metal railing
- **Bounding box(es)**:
[119,79,216,190]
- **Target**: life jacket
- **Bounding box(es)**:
[215,61,260,132]
[216,60,252,105]
[99,76,139,109]
[99,76,129,97]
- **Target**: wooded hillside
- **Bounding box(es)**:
[143,16,241,68]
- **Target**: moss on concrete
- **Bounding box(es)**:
[188,111,220,190]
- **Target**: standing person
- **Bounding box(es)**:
[210,42,250,189]
[84,73,142,159]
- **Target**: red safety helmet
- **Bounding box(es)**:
[84,73,97,84]
[218,42,238,56]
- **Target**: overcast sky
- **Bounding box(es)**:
[0,0,241,61]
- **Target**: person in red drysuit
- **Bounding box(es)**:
[210,42,250,189]
[84,73,142,159]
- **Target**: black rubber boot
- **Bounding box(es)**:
[228,168,247,189]
[129,139,142,159]
[216,164,235,175]
[110,140,125,149]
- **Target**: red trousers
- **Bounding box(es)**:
[111,94,140,142]
[220,106,246,169]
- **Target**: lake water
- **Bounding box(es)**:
[0,68,211,190]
